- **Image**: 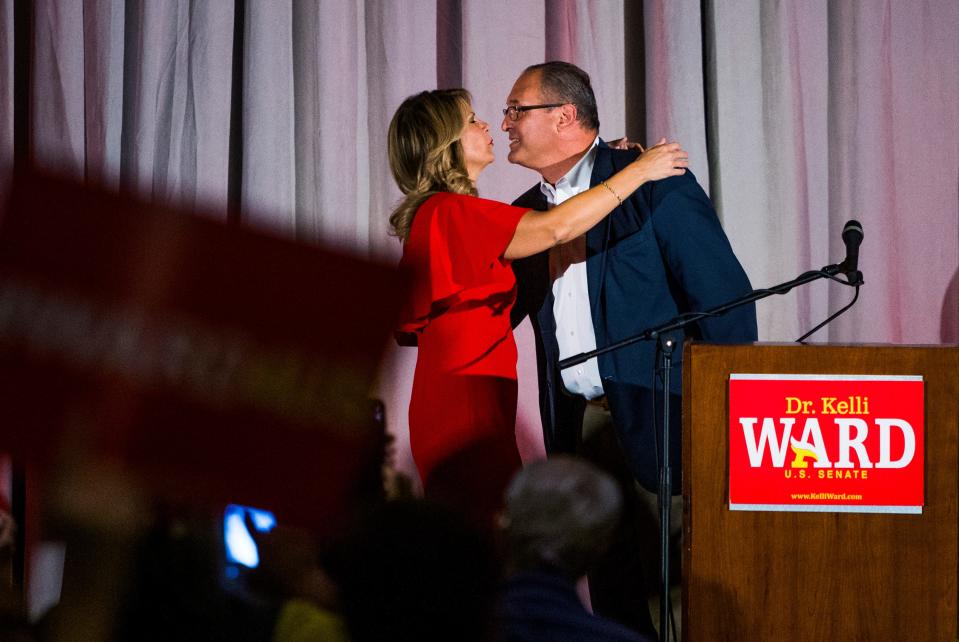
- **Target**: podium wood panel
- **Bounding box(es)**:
[682,343,959,641]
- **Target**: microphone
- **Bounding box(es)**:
[840,220,863,280]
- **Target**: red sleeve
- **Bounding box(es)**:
[398,192,528,333]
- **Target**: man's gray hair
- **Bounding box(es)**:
[503,456,622,577]
[523,61,600,132]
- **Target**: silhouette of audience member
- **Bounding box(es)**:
[240,514,348,642]
[114,506,285,642]
[323,499,499,642]
[497,456,656,641]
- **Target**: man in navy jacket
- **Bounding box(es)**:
[505,61,757,635]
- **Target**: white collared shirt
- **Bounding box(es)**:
[540,137,605,400]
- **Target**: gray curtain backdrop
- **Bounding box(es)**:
[1,0,957,485]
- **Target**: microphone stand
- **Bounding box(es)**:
[557,262,862,642]
[656,332,675,642]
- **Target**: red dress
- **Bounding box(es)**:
[398,192,529,517]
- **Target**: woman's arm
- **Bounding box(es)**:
[504,140,687,260]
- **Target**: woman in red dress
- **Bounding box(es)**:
[388,89,687,522]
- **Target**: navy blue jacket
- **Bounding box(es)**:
[496,570,656,642]
[511,143,757,492]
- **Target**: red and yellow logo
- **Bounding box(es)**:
[729,375,924,513]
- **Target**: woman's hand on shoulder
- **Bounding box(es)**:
[634,137,688,182]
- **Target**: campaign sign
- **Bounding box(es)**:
[729,374,924,514]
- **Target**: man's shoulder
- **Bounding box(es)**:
[594,145,640,178]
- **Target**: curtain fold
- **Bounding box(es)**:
[293,0,370,249]
[242,0,295,232]
[81,0,124,189]
[32,0,86,179]
[185,1,234,211]
[826,0,959,342]
[546,0,626,142]
[644,0,708,192]
[709,1,832,341]
[364,0,437,260]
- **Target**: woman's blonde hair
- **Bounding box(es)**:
[387,89,477,240]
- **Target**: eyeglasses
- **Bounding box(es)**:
[502,103,566,122]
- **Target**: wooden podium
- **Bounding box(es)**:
[682,343,959,640]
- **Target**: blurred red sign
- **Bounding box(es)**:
[0,170,406,535]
